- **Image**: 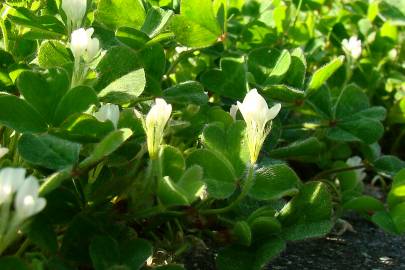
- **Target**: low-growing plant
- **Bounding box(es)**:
[0,0,404,269]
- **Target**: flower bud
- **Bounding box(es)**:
[137,98,172,159]
[70,28,100,63]
[0,168,25,204]
[342,36,362,60]
[62,0,87,31]
[14,176,46,222]
[94,103,120,129]
[237,89,281,164]
[388,49,398,61]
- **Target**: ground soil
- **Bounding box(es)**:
[269,216,405,270]
[183,216,405,270]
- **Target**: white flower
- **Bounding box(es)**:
[70,28,100,63]
[237,89,281,164]
[62,0,87,31]
[229,104,238,121]
[0,146,8,159]
[0,168,26,204]
[388,49,398,61]
[136,98,172,159]
[94,103,120,129]
[14,176,46,222]
[346,156,366,182]
[175,46,190,54]
[342,36,362,59]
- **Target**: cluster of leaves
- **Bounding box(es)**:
[0,0,404,269]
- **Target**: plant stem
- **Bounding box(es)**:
[15,238,30,257]
[150,157,162,204]
[291,0,303,30]
[201,164,255,215]
[313,165,366,180]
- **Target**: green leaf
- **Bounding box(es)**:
[281,220,334,241]
[327,118,384,144]
[162,81,208,105]
[279,181,332,223]
[53,86,99,126]
[216,238,285,270]
[17,68,70,123]
[373,155,405,177]
[372,211,399,235]
[160,145,185,182]
[249,164,300,201]
[343,195,385,212]
[18,133,81,170]
[24,216,58,253]
[285,47,307,88]
[61,214,101,263]
[327,85,386,144]
[0,257,29,270]
[335,85,370,119]
[7,7,65,37]
[38,40,72,69]
[380,0,405,26]
[202,121,249,176]
[58,114,115,143]
[80,128,133,167]
[186,149,237,199]
[116,27,150,50]
[90,236,120,270]
[233,221,252,246]
[262,85,305,102]
[307,85,333,118]
[247,206,277,224]
[177,165,205,202]
[264,49,291,85]
[141,7,174,38]
[170,0,221,48]
[269,137,323,159]
[138,43,166,82]
[388,169,405,208]
[307,56,344,94]
[250,217,282,240]
[120,238,153,269]
[95,0,146,30]
[157,176,190,206]
[391,202,405,234]
[98,69,146,104]
[0,94,48,133]
[95,47,143,92]
[247,48,276,85]
[201,57,247,99]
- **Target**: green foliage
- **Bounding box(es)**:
[170,0,222,48]
[96,0,146,30]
